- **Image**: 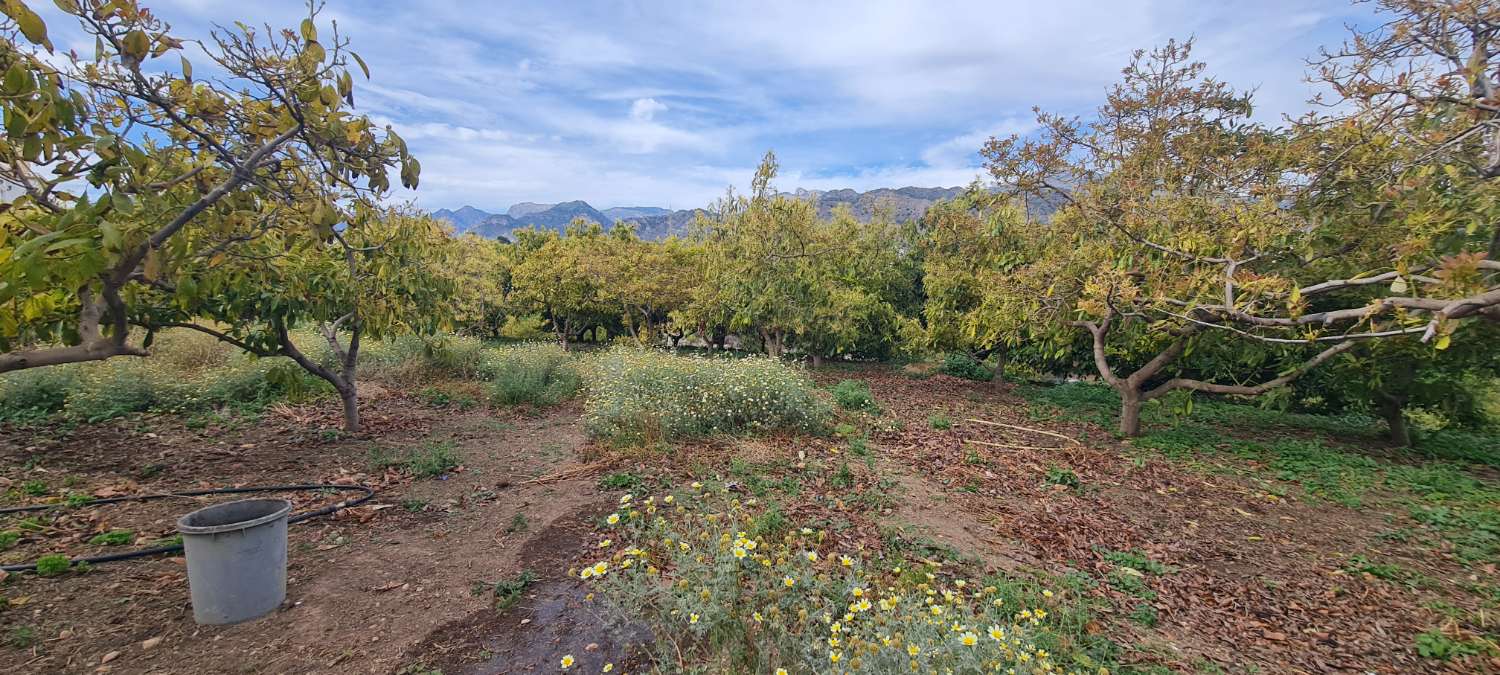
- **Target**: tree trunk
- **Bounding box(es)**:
[338,384,360,433]
[1119,389,1143,437]
[811,354,824,368]
[1378,394,1411,447]
[989,348,1006,389]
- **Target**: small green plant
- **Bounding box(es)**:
[64,491,93,507]
[368,441,461,479]
[848,436,870,457]
[598,472,644,491]
[477,569,537,610]
[88,529,135,546]
[830,462,854,489]
[8,625,35,649]
[20,480,46,497]
[939,353,992,381]
[1103,549,1169,575]
[400,498,429,513]
[1044,465,1081,489]
[1107,569,1156,599]
[1414,630,1479,660]
[151,534,184,547]
[507,512,530,534]
[1128,602,1159,627]
[830,379,879,412]
[419,386,479,409]
[34,554,71,577]
[0,530,19,550]
[928,414,952,430]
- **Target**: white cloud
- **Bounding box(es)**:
[630,98,668,122]
[30,0,1379,209]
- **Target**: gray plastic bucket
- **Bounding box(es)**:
[177,498,292,625]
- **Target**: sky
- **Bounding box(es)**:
[40,0,1379,212]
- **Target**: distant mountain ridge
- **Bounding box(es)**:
[432,186,973,241]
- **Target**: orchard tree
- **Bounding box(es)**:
[690,151,908,360]
[598,228,696,346]
[798,206,908,365]
[137,205,456,432]
[920,187,1034,385]
[694,152,819,358]
[508,221,614,349]
[447,233,511,337]
[982,39,1497,436]
[0,0,419,372]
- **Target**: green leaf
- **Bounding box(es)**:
[13,3,48,46]
[121,30,150,61]
[180,55,192,80]
[350,51,370,79]
[299,18,317,43]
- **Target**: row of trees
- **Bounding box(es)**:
[3,0,1497,441]
[1,1,443,430]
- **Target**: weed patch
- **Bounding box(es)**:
[585,349,829,443]
[369,441,461,478]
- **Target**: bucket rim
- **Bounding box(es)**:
[177,498,292,535]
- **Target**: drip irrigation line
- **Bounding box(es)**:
[0,483,373,573]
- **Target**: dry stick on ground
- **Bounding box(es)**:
[962,418,1083,450]
[515,461,611,487]
[960,438,1072,452]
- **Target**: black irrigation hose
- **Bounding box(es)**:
[0,484,374,573]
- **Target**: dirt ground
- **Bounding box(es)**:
[0,393,622,674]
[2,366,1497,674]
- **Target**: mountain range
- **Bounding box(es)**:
[432,186,974,241]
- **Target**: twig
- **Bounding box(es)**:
[961,438,1068,452]
[515,461,609,487]
[963,419,1082,447]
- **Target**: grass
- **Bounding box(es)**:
[482,343,581,406]
[830,379,879,412]
[34,553,71,577]
[598,472,645,491]
[368,440,462,478]
[87,529,135,546]
[0,330,330,425]
[584,349,830,444]
[475,569,537,610]
[928,413,952,430]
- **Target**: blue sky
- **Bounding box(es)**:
[43,0,1377,211]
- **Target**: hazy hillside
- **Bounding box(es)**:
[432,186,984,240]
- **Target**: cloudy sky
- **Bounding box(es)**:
[43,0,1378,212]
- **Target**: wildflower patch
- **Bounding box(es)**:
[570,486,1100,673]
[584,349,830,443]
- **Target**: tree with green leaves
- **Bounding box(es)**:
[136,205,456,432]
[920,187,1033,385]
[508,220,615,350]
[688,151,908,361]
[447,233,511,338]
[981,37,1498,436]
[0,0,418,374]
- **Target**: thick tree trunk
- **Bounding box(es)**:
[1119,389,1143,437]
[989,349,1006,389]
[1378,394,1411,447]
[338,384,360,433]
[811,354,824,368]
